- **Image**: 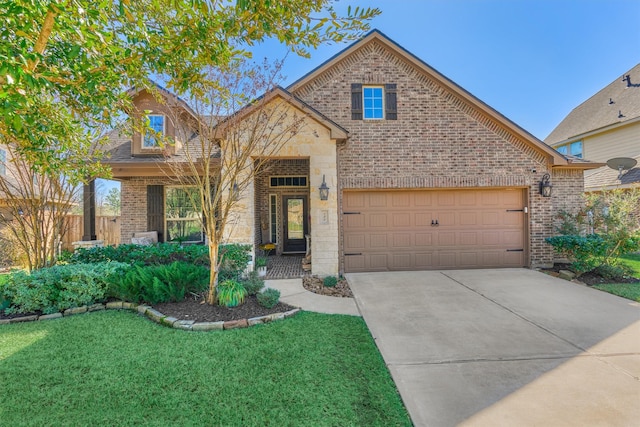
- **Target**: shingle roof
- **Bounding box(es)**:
[545,63,640,144]
[585,154,640,191]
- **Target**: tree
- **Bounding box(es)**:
[0,0,380,268]
[0,144,77,270]
[163,60,308,303]
[103,187,121,216]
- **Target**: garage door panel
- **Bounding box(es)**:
[369,213,388,227]
[343,189,526,272]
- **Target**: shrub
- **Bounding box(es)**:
[0,262,130,315]
[217,280,247,307]
[109,262,209,304]
[65,243,210,266]
[218,244,252,281]
[323,276,338,287]
[241,271,265,296]
[257,288,280,309]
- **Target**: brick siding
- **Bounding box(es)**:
[291,38,578,268]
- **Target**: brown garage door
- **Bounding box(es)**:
[342,189,526,272]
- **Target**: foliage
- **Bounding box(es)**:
[548,189,640,275]
[241,271,265,296]
[109,262,209,305]
[64,243,209,266]
[0,262,130,314]
[218,244,252,281]
[217,280,247,308]
[0,311,411,426]
[619,253,640,278]
[103,187,121,216]
[257,288,281,309]
[323,276,338,287]
[255,256,268,268]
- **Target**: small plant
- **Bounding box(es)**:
[217,280,247,307]
[218,244,252,281]
[257,288,280,309]
[241,270,265,296]
[255,256,268,268]
[323,276,338,287]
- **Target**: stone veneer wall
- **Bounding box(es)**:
[290,39,572,270]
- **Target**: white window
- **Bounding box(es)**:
[0,149,5,175]
[165,186,203,243]
[557,141,582,158]
[143,114,165,148]
[363,86,384,119]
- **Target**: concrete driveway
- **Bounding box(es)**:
[346,269,640,427]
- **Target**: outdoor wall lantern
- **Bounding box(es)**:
[539,173,552,197]
[319,175,330,201]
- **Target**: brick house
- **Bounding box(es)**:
[96,30,598,275]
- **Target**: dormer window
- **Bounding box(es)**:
[143,114,165,148]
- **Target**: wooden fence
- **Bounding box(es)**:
[63,215,121,250]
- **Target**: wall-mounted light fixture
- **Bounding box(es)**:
[539,173,552,197]
[319,175,329,201]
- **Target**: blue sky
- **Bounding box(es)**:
[101,0,639,194]
[250,0,640,140]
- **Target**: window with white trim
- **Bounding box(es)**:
[556,141,582,158]
[143,114,165,148]
[363,86,384,119]
[165,186,203,243]
[0,149,6,175]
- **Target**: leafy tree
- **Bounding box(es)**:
[103,187,121,216]
[0,0,380,271]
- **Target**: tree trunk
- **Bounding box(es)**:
[206,239,219,304]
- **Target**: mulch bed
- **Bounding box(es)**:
[302,276,353,298]
[153,294,296,323]
[541,263,640,286]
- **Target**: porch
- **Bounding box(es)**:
[264,254,309,279]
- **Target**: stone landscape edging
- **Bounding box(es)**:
[0,301,301,331]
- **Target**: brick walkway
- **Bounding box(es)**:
[265,255,309,279]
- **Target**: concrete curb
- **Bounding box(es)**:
[0,302,301,331]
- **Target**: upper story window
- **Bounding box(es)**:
[556,140,582,158]
[143,114,165,148]
[363,86,384,119]
[351,83,397,121]
[0,149,6,175]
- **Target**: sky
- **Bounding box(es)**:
[250,0,640,141]
[100,0,640,194]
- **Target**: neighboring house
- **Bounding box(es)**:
[97,30,597,275]
[545,63,640,192]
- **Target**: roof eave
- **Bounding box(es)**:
[548,116,640,147]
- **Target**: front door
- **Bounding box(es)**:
[283,195,308,253]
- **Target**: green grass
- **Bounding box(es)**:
[593,254,640,302]
[619,253,640,278]
[0,311,411,426]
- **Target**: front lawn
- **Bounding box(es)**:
[593,254,640,302]
[0,311,410,426]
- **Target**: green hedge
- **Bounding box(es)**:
[61,243,210,266]
[0,262,130,315]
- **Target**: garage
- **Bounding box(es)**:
[342,189,527,272]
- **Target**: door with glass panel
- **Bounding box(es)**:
[282,195,308,252]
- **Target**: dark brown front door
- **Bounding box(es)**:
[283,195,308,252]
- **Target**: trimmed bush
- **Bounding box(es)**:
[109,262,209,304]
[323,276,338,287]
[218,244,252,281]
[241,271,265,296]
[257,288,280,309]
[64,243,210,266]
[0,262,130,315]
[217,280,247,307]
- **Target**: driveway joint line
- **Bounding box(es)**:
[440,271,588,354]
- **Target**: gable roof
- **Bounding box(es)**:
[288,29,574,167]
[215,86,348,140]
[545,63,640,145]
